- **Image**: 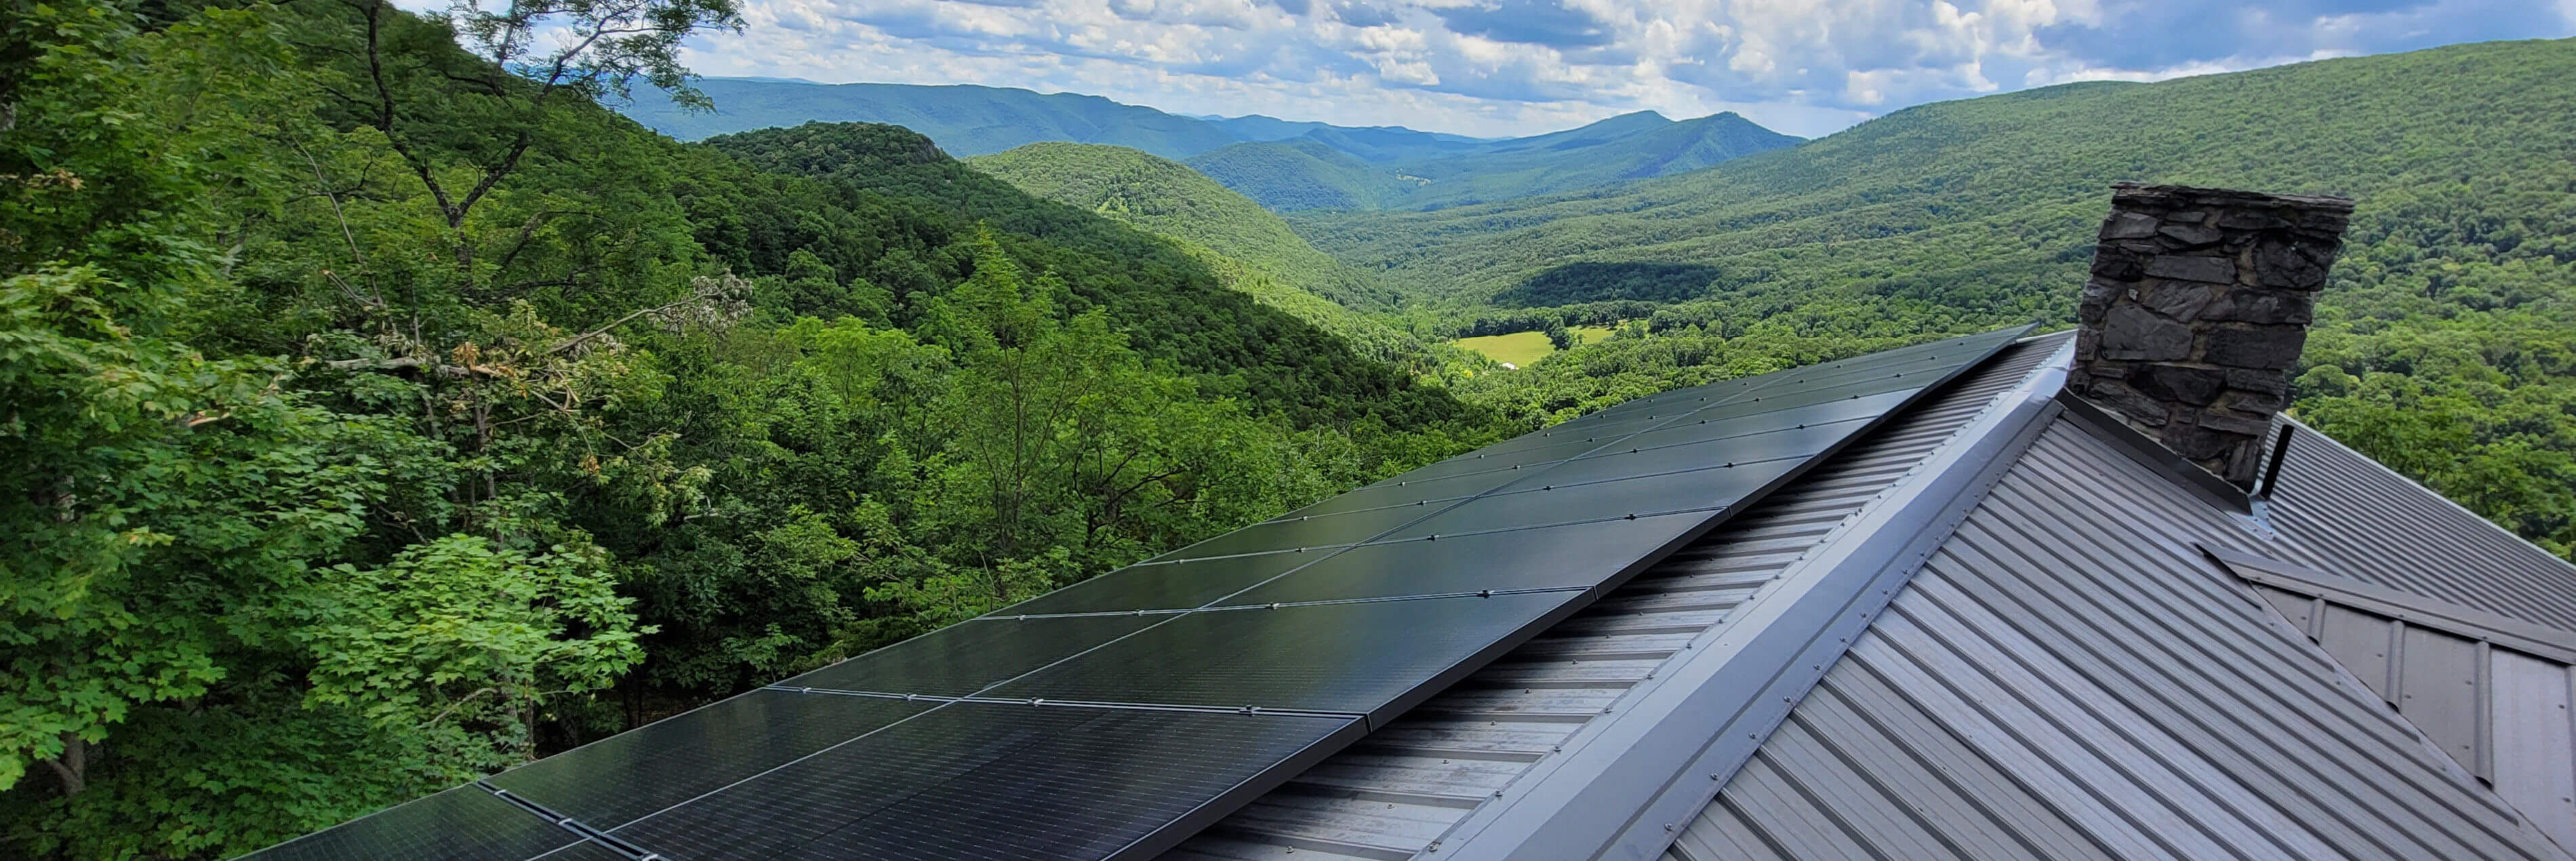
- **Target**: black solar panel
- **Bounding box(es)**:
[236,786,580,861]
[483,689,928,829]
[238,325,2030,861]
[978,550,1312,617]
[525,841,630,861]
[1228,508,1723,603]
[982,592,1569,718]
[607,702,1360,860]
[781,611,1159,694]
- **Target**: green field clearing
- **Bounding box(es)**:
[1451,325,1623,367]
[1451,331,1553,366]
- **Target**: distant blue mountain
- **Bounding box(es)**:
[616,79,1800,209]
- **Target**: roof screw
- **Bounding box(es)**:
[1664,824,1676,833]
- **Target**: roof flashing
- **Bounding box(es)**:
[2055,388,2254,514]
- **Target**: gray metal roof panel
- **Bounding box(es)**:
[2257,420,2576,633]
[2212,547,2576,849]
[1685,416,2569,860]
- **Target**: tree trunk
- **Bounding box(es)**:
[43,732,85,796]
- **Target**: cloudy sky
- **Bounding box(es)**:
[668,0,2576,138]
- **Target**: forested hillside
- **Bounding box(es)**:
[617,79,1244,155]
[964,142,1459,369]
[0,3,1508,858]
[1189,111,1802,212]
[617,77,1801,214]
[1376,111,1803,210]
[1186,138,1422,211]
[1300,38,2576,555]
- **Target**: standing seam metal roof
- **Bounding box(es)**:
[2257,420,2576,634]
[1678,414,2570,860]
[1161,334,2069,861]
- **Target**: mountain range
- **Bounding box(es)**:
[616,79,1803,212]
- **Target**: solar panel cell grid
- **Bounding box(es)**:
[981,591,1570,718]
[1222,515,1705,603]
[1377,459,1797,541]
[1152,500,1434,561]
[782,612,1158,694]
[235,786,578,861]
[482,689,929,830]
[609,702,1358,861]
[986,550,1313,616]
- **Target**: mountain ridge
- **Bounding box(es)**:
[616,79,1802,212]
[963,142,1453,369]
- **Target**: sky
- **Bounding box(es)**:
[656,0,2575,139]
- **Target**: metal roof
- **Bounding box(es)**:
[1161,333,2073,861]
[2215,546,2576,852]
[1173,327,2576,861]
[1678,410,2571,860]
[2259,418,2576,634]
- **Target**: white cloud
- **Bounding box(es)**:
[673,0,2576,139]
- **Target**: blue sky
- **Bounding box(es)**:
[660,0,2576,138]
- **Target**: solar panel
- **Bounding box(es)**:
[525,843,630,861]
[982,592,1570,718]
[1223,513,1716,603]
[975,550,1312,617]
[607,702,1361,860]
[483,689,929,829]
[238,325,2031,861]
[237,786,582,861]
[781,611,1160,694]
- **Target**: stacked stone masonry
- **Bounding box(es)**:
[2070,182,2354,487]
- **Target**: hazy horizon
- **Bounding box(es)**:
[603,0,2576,139]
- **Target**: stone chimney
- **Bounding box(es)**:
[2069,183,2354,487]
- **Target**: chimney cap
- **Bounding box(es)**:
[2110,182,2355,214]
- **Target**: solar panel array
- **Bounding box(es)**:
[239,326,2030,861]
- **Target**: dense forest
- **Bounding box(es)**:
[962,141,1472,372]
[1292,39,2576,556]
[0,3,1512,857]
